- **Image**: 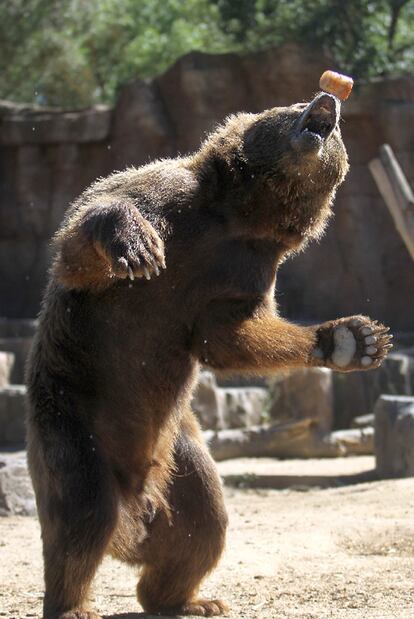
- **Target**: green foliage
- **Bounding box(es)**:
[214,0,414,79]
[0,0,413,108]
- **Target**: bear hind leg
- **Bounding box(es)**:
[29,430,118,619]
[136,432,228,616]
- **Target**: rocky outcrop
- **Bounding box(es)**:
[0,451,36,516]
[205,421,374,461]
[192,371,268,430]
[267,368,333,432]
[375,395,414,477]
[1,42,414,328]
[332,350,414,429]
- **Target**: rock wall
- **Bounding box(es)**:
[1,42,414,328]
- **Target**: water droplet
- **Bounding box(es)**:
[142,361,146,366]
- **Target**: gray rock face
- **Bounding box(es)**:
[267,367,333,432]
[219,387,267,429]
[192,372,221,430]
[1,42,414,327]
[375,395,414,477]
[333,351,414,429]
[0,385,27,445]
[0,451,36,516]
[0,106,111,145]
[192,371,267,430]
[195,349,414,432]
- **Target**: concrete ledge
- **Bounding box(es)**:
[0,106,111,145]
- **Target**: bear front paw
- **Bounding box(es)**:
[313,315,393,372]
[92,204,166,282]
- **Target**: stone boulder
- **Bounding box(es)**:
[192,371,267,430]
[267,367,333,432]
[192,371,222,430]
[219,387,267,429]
[375,395,414,477]
[0,451,36,516]
[332,351,414,429]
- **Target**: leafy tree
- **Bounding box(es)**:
[0,0,413,108]
[0,0,97,107]
[213,0,414,79]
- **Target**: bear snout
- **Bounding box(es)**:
[294,93,340,152]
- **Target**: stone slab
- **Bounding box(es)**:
[0,450,36,516]
[375,395,414,477]
[192,371,268,430]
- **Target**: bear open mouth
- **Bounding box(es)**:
[301,117,334,140]
[297,93,339,142]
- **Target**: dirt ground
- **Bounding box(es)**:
[1,456,414,619]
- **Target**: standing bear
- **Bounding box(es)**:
[26,92,392,619]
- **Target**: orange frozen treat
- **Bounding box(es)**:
[319,70,353,101]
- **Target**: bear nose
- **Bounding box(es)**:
[297,93,340,139]
[311,92,340,121]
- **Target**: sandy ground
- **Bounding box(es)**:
[1,456,414,619]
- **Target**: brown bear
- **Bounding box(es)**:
[26,92,392,619]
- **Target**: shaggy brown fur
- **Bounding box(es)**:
[26,92,391,619]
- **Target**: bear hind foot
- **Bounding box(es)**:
[160,598,229,617]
